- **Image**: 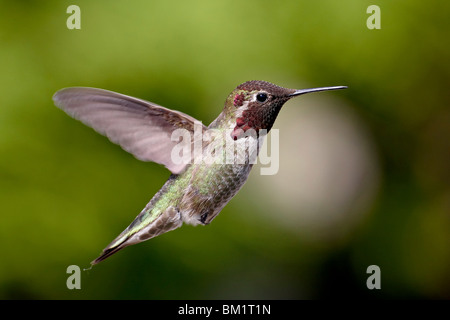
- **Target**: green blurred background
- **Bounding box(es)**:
[0,0,449,299]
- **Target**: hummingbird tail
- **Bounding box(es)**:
[90,206,184,265]
[91,243,128,265]
[90,234,133,265]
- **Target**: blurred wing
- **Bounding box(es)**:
[53,87,205,174]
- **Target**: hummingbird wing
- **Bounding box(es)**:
[53,87,206,174]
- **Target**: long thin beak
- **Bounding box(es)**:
[289,86,347,97]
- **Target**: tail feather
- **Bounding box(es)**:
[90,206,183,265]
[91,246,125,265]
[91,235,132,265]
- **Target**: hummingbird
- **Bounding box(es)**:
[53,80,346,265]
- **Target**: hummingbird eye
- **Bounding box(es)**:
[256,93,268,102]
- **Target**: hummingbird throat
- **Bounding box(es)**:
[231,116,256,140]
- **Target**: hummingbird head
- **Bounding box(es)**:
[226,80,347,140]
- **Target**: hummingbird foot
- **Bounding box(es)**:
[199,212,209,225]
